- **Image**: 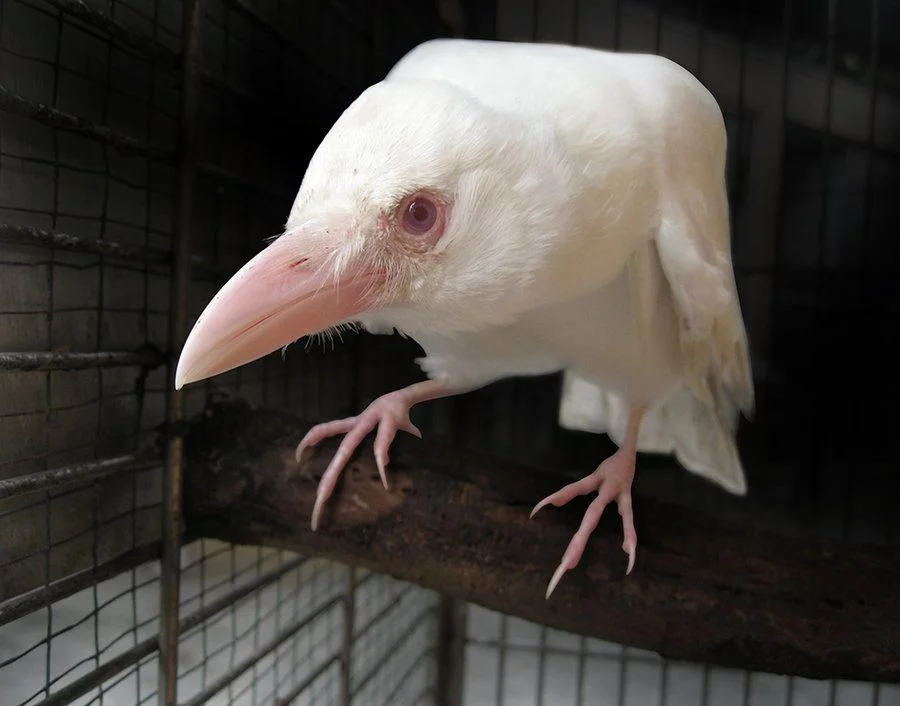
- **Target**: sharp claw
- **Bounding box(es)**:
[376,455,390,491]
[545,560,568,599]
[529,498,550,519]
[295,443,307,464]
[311,489,324,532]
[625,543,636,575]
[405,422,422,439]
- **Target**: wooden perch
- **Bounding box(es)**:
[181,397,900,683]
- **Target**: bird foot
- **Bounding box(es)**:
[296,390,422,531]
[531,448,638,598]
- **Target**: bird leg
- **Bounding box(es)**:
[297,378,457,531]
[531,408,645,598]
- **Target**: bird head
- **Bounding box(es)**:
[175,78,578,389]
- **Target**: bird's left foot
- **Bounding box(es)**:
[530,448,638,598]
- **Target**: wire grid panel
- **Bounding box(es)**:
[0,0,178,701]
[1,0,452,704]
[0,0,179,599]
[461,606,900,706]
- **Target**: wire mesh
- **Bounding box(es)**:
[461,605,900,706]
[1,0,449,704]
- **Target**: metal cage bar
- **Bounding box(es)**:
[0,348,165,372]
[38,0,181,69]
[0,222,233,285]
[0,223,172,264]
[0,450,160,501]
[0,85,174,161]
[157,0,205,701]
[0,541,162,627]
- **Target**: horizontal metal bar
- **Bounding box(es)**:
[463,637,667,664]
[30,554,308,706]
[0,448,161,502]
[274,653,341,706]
[0,223,235,280]
[37,634,159,706]
[0,84,175,161]
[179,593,345,706]
[0,347,166,373]
[219,0,351,90]
[351,605,437,697]
[0,541,162,628]
[196,162,296,201]
[0,222,171,264]
[39,0,181,69]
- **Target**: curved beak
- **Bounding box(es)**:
[175,231,379,389]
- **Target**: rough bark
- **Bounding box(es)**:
[181,397,900,683]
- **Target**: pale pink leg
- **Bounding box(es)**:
[531,409,644,598]
[296,379,456,531]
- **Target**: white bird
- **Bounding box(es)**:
[175,38,754,598]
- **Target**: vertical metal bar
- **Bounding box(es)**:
[434,596,467,706]
[494,615,508,706]
[339,566,358,706]
[535,627,548,706]
[804,0,838,525]
[158,0,205,703]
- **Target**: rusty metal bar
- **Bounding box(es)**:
[338,566,357,706]
[0,85,174,161]
[31,555,307,706]
[219,0,351,90]
[158,0,205,702]
[0,450,159,502]
[0,542,161,628]
[196,162,296,201]
[179,594,345,706]
[0,348,165,373]
[0,222,231,280]
[435,596,467,706]
[0,223,170,263]
[274,654,341,706]
[35,635,159,706]
[39,0,181,69]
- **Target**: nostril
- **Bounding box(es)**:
[289,257,310,269]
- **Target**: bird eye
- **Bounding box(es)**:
[401,195,438,236]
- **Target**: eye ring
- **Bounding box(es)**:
[400,193,439,236]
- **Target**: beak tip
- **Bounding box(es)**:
[174,360,193,391]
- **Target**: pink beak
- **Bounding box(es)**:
[175,232,379,390]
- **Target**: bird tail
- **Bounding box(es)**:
[558,371,746,495]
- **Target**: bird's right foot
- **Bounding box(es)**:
[296,390,423,531]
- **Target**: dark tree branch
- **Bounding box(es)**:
[182,397,900,683]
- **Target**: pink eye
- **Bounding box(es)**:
[401,195,438,235]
